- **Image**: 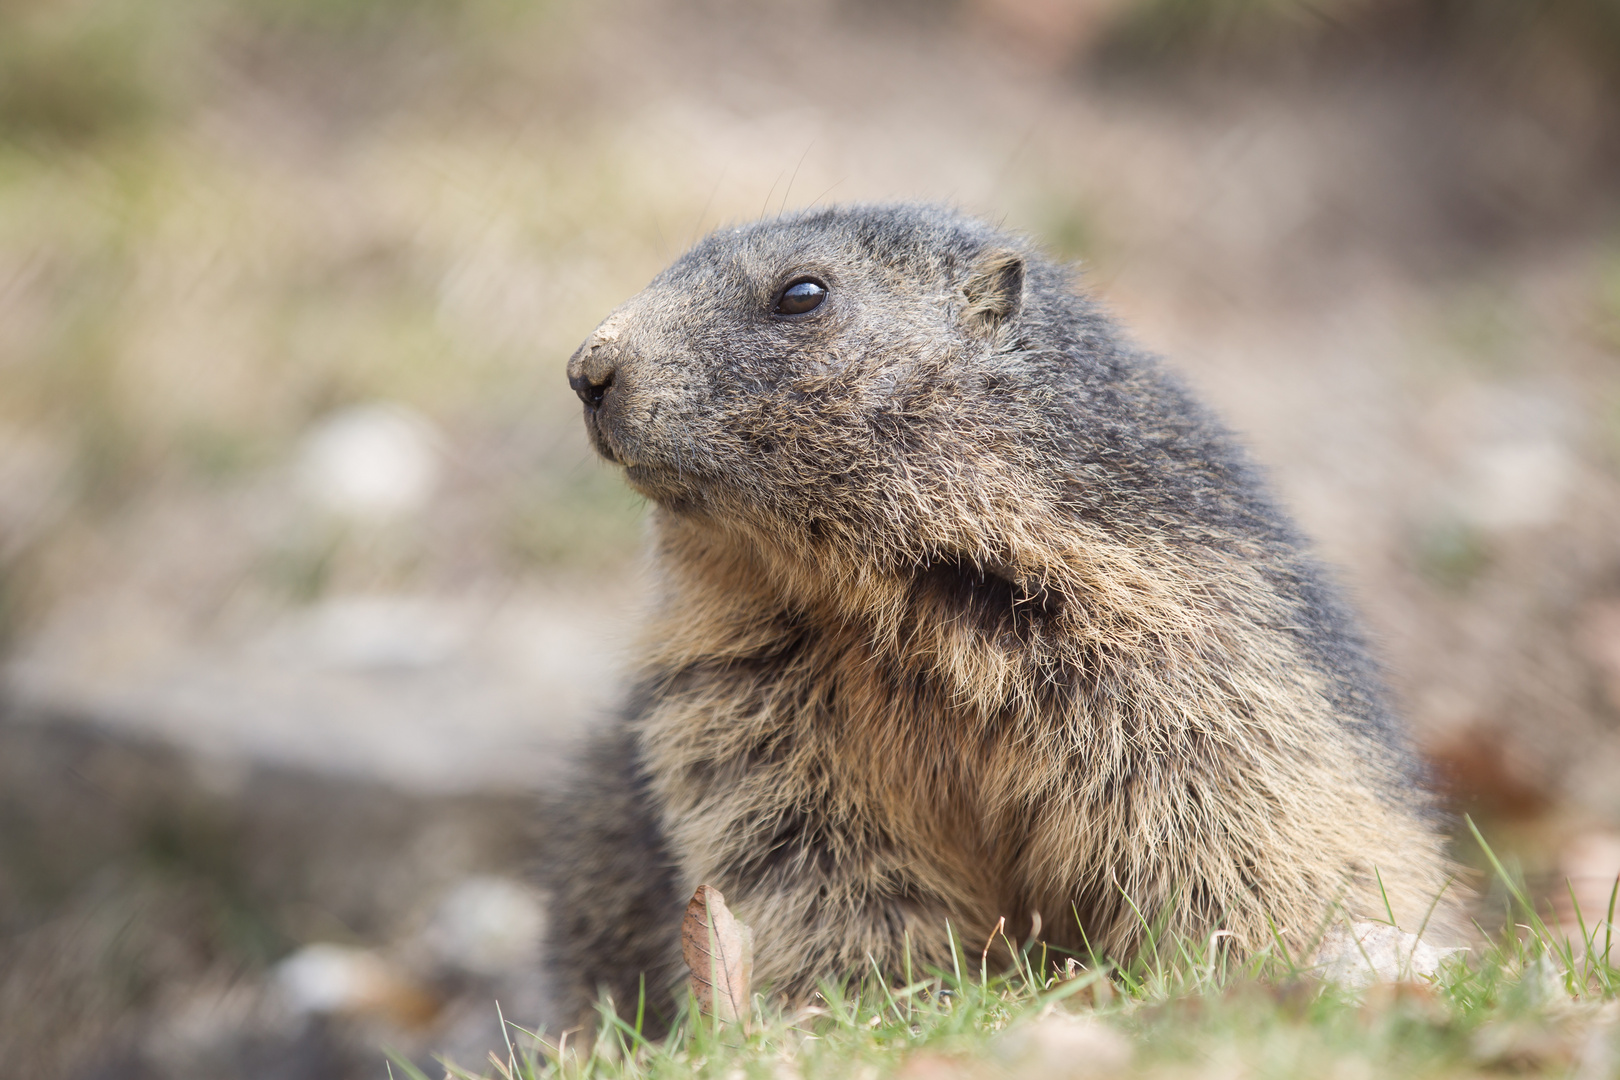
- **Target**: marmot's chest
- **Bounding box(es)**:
[640,625,1042,829]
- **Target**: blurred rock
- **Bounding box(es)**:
[276,944,440,1026]
[0,575,613,1076]
[0,705,551,1080]
[1455,438,1574,533]
[304,595,468,671]
[3,586,620,793]
[297,404,442,523]
[424,876,545,977]
[1312,923,1466,989]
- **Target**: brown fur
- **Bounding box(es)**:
[542,204,1459,1032]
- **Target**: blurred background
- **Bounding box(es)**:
[2,0,1620,1074]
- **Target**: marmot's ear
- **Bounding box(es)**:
[959,249,1025,338]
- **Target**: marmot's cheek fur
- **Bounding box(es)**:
[545,203,1460,1033]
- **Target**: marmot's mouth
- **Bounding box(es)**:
[584,408,707,507]
[584,413,629,466]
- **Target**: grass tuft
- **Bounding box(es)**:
[401,834,1618,1079]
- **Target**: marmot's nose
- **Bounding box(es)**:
[569,366,613,409]
[568,343,618,410]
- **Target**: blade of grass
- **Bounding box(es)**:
[981,915,1005,985]
[1375,867,1398,927]
[1566,877,1593,989]
[1413,876,1457,948]
[903,933,915,1022]
[998,924,1033,988]
[947,921,963,988]
[1116,885,1162,978]
[384,1052,435,1080]
[1605,873,1618,981]
[1035,964,1109,1007]
[1072,903,1100,969]
[868,954,906,1025]
[636,972,647,1043]
[496,999,518,1076]
[1265,913,1300,978]
[1467,816,1554,943]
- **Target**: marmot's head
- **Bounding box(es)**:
[568,205,1292,707]
[567,204,1091,574]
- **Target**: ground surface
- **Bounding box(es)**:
[2,0,1619,1075]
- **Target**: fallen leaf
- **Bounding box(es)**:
[682,884,753,1023]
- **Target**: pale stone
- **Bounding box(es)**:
[1312,922,1467,988]
[297,403,441,522]
[424,876,546,976]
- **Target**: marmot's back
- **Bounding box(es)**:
[544,203,1456,1031]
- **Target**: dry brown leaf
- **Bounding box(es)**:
[681,884,753,1023]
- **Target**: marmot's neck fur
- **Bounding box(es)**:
[545,203,1457,1030]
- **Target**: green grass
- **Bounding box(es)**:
[397,831,1620,1080]
[408,930,1618,1079]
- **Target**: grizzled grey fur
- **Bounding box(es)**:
[541,204,1457,1034]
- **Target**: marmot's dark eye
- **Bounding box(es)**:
[774,278,827,316]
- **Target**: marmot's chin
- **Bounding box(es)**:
[622,465,709,517]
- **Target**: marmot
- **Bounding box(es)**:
[543,203,1457,1030]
